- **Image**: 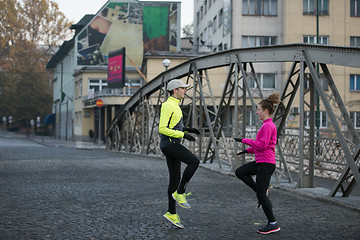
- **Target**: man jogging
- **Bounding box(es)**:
[159,79,200,229]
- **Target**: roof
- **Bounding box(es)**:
[143,51,203,59]
[70,14,95,35]
[46,15,95,69]
[46,39,74,69]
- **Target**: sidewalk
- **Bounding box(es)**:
[0,130,104,149]
[200,161,360,212]
[1,130,359,212]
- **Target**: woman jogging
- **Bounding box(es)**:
[159,79,200,229]
[234,92,281,235]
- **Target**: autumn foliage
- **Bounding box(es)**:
[0,0,73,129]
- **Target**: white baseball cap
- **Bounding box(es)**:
[167,79,190,91]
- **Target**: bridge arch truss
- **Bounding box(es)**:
[106,44,360,197]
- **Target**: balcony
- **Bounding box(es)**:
[82,86,141,107]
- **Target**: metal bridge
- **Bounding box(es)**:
[105,44,360,197]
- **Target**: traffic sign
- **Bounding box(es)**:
[96,99,104,107]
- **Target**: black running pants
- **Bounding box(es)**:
[161,143,200,214]
[235,161,276,222]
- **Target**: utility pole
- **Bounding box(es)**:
[316,0,320,136]
[60,62,63,139]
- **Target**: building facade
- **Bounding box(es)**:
[71,53,198,143]
[47,0,184,141]
[193,0,360,131]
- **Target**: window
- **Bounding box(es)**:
[261,73,276,89]
[200,6,203,20]
[219,9,223,27]
[88,79,108,92]
[243,0,256,15]
[75,81,81,98]
[350,36,360,47]
[320,111,328,128]
[246,109,257,126]
[350,112,360,128]
[246,75,256,88]
[304,73,328,91]
[197,12,200,25]
[242,0,278,16]
[125,78,142,95]
[303,35,329,45]
[304,111,328,128]
[204,0,207,14]
[247,73,276,90]
[258,73,276,89]
[350,74,360,91]
[242,36,277,47]
[303,0,329,15]
[213,16,217,32]
[351,0,360,16]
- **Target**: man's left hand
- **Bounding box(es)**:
[184,127,200,135]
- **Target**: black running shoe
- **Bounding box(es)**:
[257,222,280,234]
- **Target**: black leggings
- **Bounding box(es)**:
[161,143,200,214]
[235,161,276,222]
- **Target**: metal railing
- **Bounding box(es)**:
[105,44,360,196]
[82,87,141,101]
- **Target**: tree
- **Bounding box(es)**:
[0,0,73,130]
[182,23,193,38]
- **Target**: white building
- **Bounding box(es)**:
[193,0,360,131]
[47,15,94,140]
[193,0,283,100]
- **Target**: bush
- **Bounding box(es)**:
[36,126,50,136]
[89,129,94,138]
[8,127,19,132]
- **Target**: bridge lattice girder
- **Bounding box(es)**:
[106,44,360,197]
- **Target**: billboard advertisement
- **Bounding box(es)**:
[76,1,180,67]
[108,48,125,88]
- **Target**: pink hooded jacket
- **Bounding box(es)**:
[242,118,277,164]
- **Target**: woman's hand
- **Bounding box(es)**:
[236,150,248,155]
[234,138,242,143]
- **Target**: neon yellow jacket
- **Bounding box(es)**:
[159,96,185,149]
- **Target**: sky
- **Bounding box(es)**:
[55,0,194,28]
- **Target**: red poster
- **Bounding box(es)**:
[108,48,125,88]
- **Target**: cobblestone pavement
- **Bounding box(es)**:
[0,136,359,240]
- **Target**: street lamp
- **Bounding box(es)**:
[162,59,171,99]
[162,58,171,71]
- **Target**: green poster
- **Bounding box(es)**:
[143,6,169,42]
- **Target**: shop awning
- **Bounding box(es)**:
[44,113,55,125]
